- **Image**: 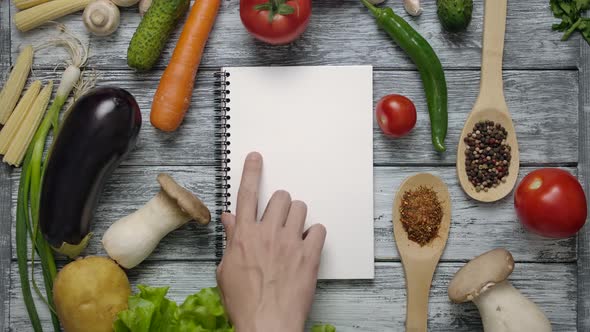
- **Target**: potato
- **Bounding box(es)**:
[53,256,131,332]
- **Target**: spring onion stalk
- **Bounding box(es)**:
[16,25,91,332]
[16,152,42,331]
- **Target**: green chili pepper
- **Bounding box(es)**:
[361,0,448,152]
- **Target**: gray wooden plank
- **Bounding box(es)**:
[8,261,577,331]
[9,0,578,70]
[577,39,590,331]
[0,0,11,330]
[22,68,579,166]
[11,166,576,263]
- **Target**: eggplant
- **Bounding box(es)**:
[40,87,142,258]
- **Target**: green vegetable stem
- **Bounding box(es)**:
[360,0,449,152]
[16,25,91,332]
[17,88,72,332]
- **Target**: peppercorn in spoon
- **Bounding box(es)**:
[456,0,520,203]
[393,173,451,332]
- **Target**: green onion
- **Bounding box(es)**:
[16,151,42,331]
[15,24,91,332]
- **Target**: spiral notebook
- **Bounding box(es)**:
[215,65,374,279]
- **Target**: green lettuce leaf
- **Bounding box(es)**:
[176,288,233,331]
[114,285,233,332]
[113,285,178,332]
[577,0,590,11]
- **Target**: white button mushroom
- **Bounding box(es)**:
[83,0,121,37]
[448,248,552,332]
[101,173,211,269]
[111,0,140,7]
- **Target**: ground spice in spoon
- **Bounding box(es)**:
[399,186,443,246]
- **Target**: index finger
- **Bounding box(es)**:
[236,152,263,224]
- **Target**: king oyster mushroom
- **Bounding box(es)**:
[102,173,211,269]
[448,248,552,332]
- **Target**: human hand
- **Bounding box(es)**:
[216,152,327,332]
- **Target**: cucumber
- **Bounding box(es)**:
[437,0,473,32]
[127,0,189,71]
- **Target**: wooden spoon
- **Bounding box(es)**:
[456,0,520,203]
[393,173,451,332]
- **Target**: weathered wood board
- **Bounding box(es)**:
[9,0,580,70]
[1,0,11,331]
[576,40,590,330]
[9,166,577,263]
[8,262,578,331]
[1,0,588,331]
[18,69,580,166]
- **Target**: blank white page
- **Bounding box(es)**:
[225,66,374,279]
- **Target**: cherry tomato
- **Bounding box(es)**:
[376,94,417,138]
[240,0,311,45]
[514,168,587,238]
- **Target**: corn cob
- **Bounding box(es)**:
[0,81,42,155]
[4,81,54,167]
[0,45,33,124]
[14,0,93,32]
[13,0,55,10]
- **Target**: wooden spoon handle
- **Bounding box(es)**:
[478,0,508,107]
[404,262,437,332]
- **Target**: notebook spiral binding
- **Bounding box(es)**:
[214,70,231,263]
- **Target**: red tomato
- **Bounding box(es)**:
[376,94,417,138]
[240,0,311,45]
[514,168,587,238]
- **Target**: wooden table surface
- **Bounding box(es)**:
[1,0,590,331]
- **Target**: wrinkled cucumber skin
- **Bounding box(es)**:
[127,0,189,71]
[437,0,473,32]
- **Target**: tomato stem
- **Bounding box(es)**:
[253,0,295,22]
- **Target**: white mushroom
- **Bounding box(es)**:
[139,0,152,16]
[102,173,211,269]
[111,0,139,7]
[83,0,120,37]
[448,248,552,332]
[404,0,422,16]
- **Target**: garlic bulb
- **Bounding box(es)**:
[404,0,423,16]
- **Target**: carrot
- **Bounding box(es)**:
[150,0,220,132]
